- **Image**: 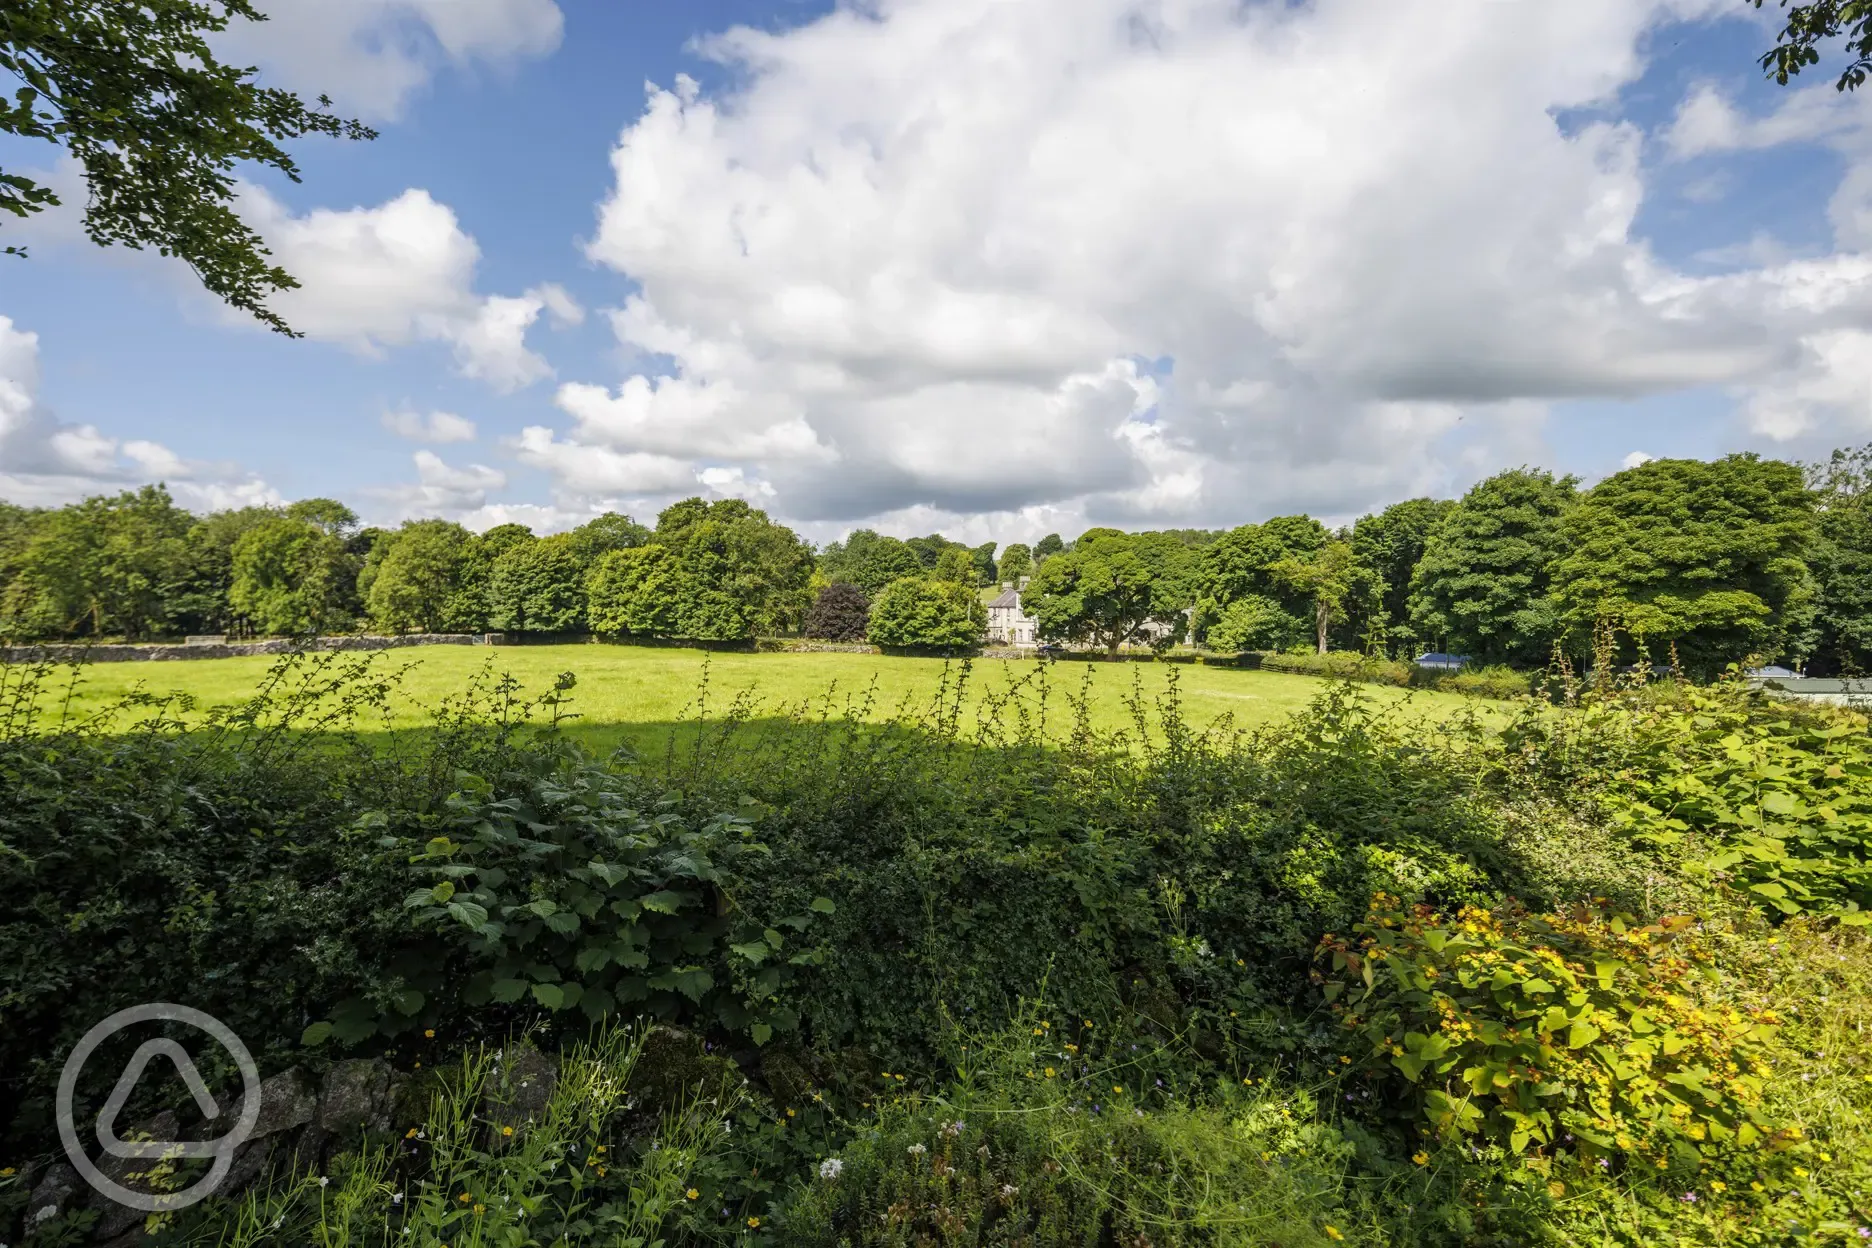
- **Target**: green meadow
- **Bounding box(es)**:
[35,642,1480,752]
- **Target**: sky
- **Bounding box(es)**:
[2,0,1870,547]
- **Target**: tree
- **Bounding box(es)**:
[1022,529,1196,653]
[933,545,976,584]
[1752,0,1872,91]
[1804,443,1872,674]
[996,543,1033,583]
[1349,498,1456,653]
[1203,594,1308,653]
[488,535,587,637]
[654,497,814,635]
[162,504,278,636]
[229,513,351,635]
[866,576,986,649]
[1552,455,1817,677]
[586,498,814,642]
[1,485,192,638]
[1408,469,1577,667]
[819,529,923,596]
[567,512,651,561]
[969,542,998,587]
[364,519,471,635]
[803,582,870,642]
[904,534,952,570]
[1,0,375,331]
[1269,540,1364,655]
[586,544,685,638]
[1193,514,1329,639]
[1034,533,1065,562]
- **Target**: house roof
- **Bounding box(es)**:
[988,587,1021,609]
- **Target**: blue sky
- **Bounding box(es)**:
[2,0,1869,545]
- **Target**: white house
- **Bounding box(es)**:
[987,578,1038,647]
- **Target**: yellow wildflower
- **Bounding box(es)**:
[1044,1067,1057,1078]
[687,1188,699,1200]
[1412,1152,1428,1166]
[424,1029,435,1039]
[1324,1226,1344,1241]
[747,1216,761,1229]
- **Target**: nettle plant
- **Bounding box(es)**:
[311,758,834,1048]
[1318,894,1782,1171]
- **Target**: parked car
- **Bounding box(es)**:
[1036,642,1066,660]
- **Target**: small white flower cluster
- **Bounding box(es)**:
[906,1143,927,1156]
[940,1120,965,1137]
[818,1158,843,1180]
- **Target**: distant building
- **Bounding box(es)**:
[988,578,1038,647]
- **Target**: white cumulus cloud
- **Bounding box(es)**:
[383,409,478,443]
[505,0,1872,536]
[242,187,575,391]
[217,0,564,122]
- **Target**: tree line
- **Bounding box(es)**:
[1,444,1867,676]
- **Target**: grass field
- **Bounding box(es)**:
[24,642,1486,752]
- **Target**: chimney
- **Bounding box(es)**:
[1018,576,1030,590]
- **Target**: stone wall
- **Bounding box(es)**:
[0,634,485,665]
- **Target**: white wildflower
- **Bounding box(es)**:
[819,1158,844,1180]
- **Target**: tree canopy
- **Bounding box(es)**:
[1408,469,1577,667]
[1023,529,1196,653]
[866,576,986,650]
[1552,455,1817,677]
[1804,443,1872,675]
[802,582,869,642]
[1349,498,1455,652]
[1,0,375,331]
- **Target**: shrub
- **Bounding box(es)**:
[1257,651,1413,685]
[1320,896,1780,1170]
[1205,593,1308,652]
[803,582,870,642]
[865,576,986,650]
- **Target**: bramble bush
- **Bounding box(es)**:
[1320,895,1780,1168]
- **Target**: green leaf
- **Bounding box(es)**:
[1566,1020,1601,1049]
[730,941,771,964]
[640,890,685,915]
[491,978,529,1004]
[751,1023,773,1046]
[300,1021,333,1047]
[809,897,837,914]
[531,982,566,1009]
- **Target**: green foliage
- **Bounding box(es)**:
[587,545,687,639]
[1023,529,1196,653]
[995,543,1032,583]
[1033,533,1064,562]
[363,520,473,635]
[343,757,835,1046]
[230,512,353,635]
[866,576,986,650]
[489,535,588,636]
[1552,455,1817,678]
[1197,515,1329,626]
[932,545,976,585]
[0,485,193,639]
[162,1027,738,1248]
[776,1011,1363,1247]
[821,530,924,598]
[1270,540,1370,656]
[1752,0,1872,91]
[0,1,374,324]
[1409,469,1577,667]
[1349,498,1456,653]
[654,497,816,637]
[803,583,870,642]
[1593,683,1872,923]
[1804,442,1872,675]
[1204,593,1308,653]
[969,541,998,586]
